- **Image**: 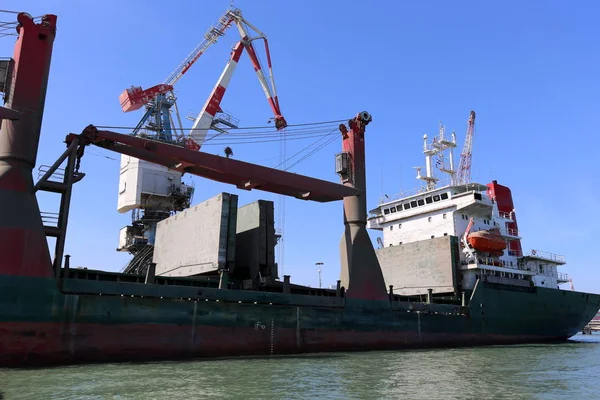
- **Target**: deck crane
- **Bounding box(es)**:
[456,110,476,186]
[116,7,287,274]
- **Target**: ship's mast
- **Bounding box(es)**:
[416,134,439,190]
[415,121,457,190]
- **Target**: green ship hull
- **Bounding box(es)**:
[1,272,598,367]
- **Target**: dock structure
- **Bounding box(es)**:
[582,312,600,334]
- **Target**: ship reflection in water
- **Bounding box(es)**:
[1,334,598,400]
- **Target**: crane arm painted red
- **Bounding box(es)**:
[117,6,287,131]
[241,37,286,130]
[65,126,358,202]
[119,84,174,113]
[186,42,247,149]
[188,35,288,151]
[234,17,286,130]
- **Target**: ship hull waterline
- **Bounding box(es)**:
[1,274,598,368]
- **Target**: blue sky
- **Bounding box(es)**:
[3,0,599,293]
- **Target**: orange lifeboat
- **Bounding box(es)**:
[467,228,506,255]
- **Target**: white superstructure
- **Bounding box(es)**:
[368,117,569,293]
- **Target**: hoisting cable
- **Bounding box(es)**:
[284,133,339,171]
[93,118,348,132]
[274,128,338,169]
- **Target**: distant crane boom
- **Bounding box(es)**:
[163,12,236,87]
[119,8,238,114]
[456,110,476,185]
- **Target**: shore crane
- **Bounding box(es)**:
[116,7,287,274]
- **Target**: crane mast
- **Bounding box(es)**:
[116,7,287,275]
[456,110,476,186]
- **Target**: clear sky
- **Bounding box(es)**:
[3,0,599,293]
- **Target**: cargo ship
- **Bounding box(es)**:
[1,12,599,368]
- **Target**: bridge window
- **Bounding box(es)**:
[425,196,433,204]
[410,200,417,207]
[417,199,425,206]
[433,195,441,202]
[384,209,390,215]
[390,207,396,213]
[403,203,411,210]
[441,193,449,200]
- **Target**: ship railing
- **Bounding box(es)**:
[557,272,570,283]
[497,210,514,220]
[41,211,59,227]
[213,109,240,128]
[526,249,566,264]
[499,226,519,237]
[37,165,65,182]
[379,179,454,204]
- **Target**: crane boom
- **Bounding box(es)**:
[119,8,238,114]
[118,6,286,136]
[66,127,359,202]
[456,110,475,185]
[187,20,288,149]
[187,42,245,148]
[233,17,285,129]
[163,9,237,87]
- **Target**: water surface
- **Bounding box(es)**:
[1,334,598,399]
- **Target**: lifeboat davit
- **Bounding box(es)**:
[467,228,506,255]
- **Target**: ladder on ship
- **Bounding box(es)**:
[34,138,85,277]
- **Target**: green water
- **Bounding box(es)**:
[1,334,598,400]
